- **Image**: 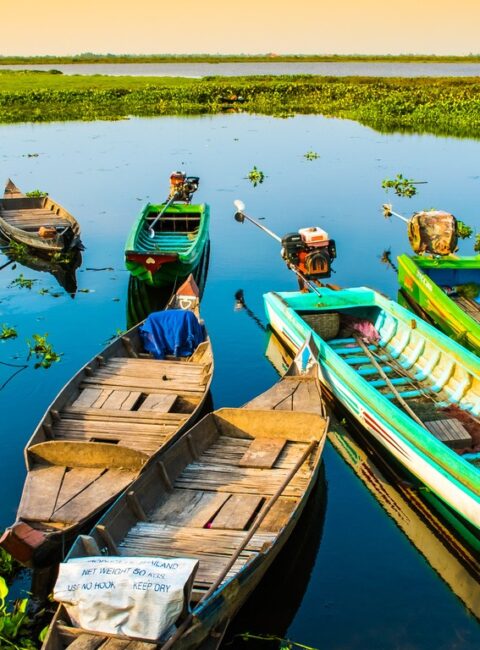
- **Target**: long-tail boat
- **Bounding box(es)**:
[264,286,480,551]
[125,173,210,287]
[397,253,480,356]
[0,179,82,253]
[42,341,328,650]
[0,275,213,567]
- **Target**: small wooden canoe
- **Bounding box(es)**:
[125,201,210,287]
[0,179,82,253]
[0,275,213,567]
[398,253,480,356]
[265,286,480,550]
[42,341,327,650]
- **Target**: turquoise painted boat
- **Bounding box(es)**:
[125,202,210,287]
[264,286,480,550]
[398,254,480,356]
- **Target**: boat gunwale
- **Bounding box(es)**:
[126,202,209,264]
[397,254,480,353]
[264,288,480,504]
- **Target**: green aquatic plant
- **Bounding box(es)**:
[49,251,75,264]
[1,74,480,140]
[237,633,320,649]
[456,220,473,239]
[247,166,265,186]
[9,274,37,290]
[7,242,28,258]
[0,576,36,650]
[25,190,48,198]
[304,150,320,160]
[27,333,62,369]
[455,282,480,300]
[381,174,424,198]
[474,233,480,253]
[0,548,19,582]
[0,324,17,340]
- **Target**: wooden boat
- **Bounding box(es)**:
[0,179,82,253]
[42,342,328,650]
[397,253,480,356]
[264,286,480,550]
[0,275,213,567]
[125,201,210,288]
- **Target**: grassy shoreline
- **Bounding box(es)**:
[2,53,480,64]
[0,73,480,139]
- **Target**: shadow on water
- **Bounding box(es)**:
[126,239,210,329]
[264,331,480,623]
[0,237,83,297]
[221,466,328,649]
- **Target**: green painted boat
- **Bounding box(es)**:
[264,286,480,550]
[125,202,210,287]
[398,254,480,356]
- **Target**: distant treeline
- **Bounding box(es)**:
[2,53,480,64]
[1,73,480,139]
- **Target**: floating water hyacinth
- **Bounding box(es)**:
[247,166,265,187]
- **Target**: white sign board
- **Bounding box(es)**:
[54,555,199,641]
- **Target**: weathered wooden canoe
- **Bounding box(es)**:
[397,253,480,356]
[42,342,327,650]
[0,179,82,253]
[125,201,210,287]
[265,286,480,550]
[0,275,213,567]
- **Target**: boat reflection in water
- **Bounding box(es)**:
[264,331,480,622]
[126,238,210,329]
[0,238,82,297]
[223,465,328,648]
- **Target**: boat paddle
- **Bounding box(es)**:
[148,192,180,238]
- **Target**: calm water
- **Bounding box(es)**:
[2,61,480,77]
[0,114,479,649]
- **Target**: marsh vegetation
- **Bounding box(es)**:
[1,73,480,138]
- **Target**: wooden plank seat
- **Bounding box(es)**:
[425,418,473,449]
[173,439,311,498]
[18,467,135,525]
[59,631,155,650]
[118,523,276,589]
[62,408,188,423]
[81,378,205,397]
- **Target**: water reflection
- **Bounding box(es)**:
[0,239,82,297]
[222,466,328,649]
[126,239,210,328]
[266,331,480,621]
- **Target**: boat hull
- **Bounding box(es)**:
[125,202,210,287]
[397,254,480,356]
[264,288,480,550]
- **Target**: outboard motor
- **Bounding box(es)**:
[281,226,336,280]
[168,172,200,204]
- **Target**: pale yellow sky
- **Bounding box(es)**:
[2,0,480,55]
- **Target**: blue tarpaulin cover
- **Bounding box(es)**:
[139,309,204,360]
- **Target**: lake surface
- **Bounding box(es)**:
[0,113,479,649]
[2,61,480,77]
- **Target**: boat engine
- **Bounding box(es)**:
[281,227,336,280]
[168,171,200,204]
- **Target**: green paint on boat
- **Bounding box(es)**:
[398,254,480,355]
[264,286,480,546]
[125,202,210,287]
